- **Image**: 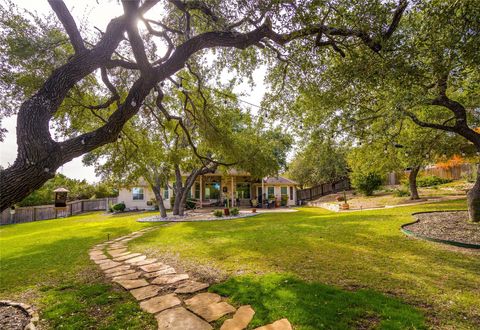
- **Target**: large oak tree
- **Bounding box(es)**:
[0,0,407,211]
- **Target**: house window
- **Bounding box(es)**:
[194,182,200,199]
[281,186,287,197]
[132,187,144,200]
[163,185,169,200]
[205,182,220,199]
[267,186,275,199]
[290,186,294,200]
[236,183,251,199]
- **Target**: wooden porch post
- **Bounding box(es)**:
[200,175,203,208]
[262,178,265,206]
[231,176,234,207]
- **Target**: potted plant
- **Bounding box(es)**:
[224,197,230,216]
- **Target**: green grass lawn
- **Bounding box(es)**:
[129,199,480,329]
[0,211,161,329]
[0,200,478,329]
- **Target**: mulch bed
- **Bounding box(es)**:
[0,305,30,330]
[405,211,480,245]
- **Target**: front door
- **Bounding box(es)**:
[257,187,262,204]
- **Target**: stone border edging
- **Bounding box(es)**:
[401,210,480,250]
[0,300,39,330]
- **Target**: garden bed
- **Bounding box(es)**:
[402,211,480,248]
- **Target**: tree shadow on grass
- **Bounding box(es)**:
[211,273,426,330]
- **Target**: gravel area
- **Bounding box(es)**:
[0,305,30,330]
[406,211,480,245]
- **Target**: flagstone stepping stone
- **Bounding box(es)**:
[254,319,292,330]
[93,258,112,265]
[185,292,221,307]
[156,307,212,330]
[109,243,126,249]
[99,260,122,270]
[174,280,209,294]
[185,292,235,322]
[114,279,149,290]
[143,267,176,278]
[188,301,236,322]
[104,264,131,275]
[113,253,142,261]
[90,254,108,261]
[140,262,168,273]
[152,273,189,285]
[110,251,132,258]
[139,293,181,313]
[124,255,147,264]
[108,248,128,257]
[129,285,162,301]
[130,258,157,266]
[107,268,137,278]
[220,305,255,330]
[113,271,142,281]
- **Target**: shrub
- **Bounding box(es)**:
[336,195,345,202]
[394,188,410,197]
[230,207,240,216]
[353,172,383,196]
[213,209,223,217]
[281,194,288,206]
[416,175,452,187]
[112,202,126,212]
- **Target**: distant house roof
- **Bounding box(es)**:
[263,177,298,185]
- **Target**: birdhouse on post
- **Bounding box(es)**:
[54,187,69,208]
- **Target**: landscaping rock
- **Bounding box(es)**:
[107,268,137,278]
[140,262,168,272]
[185,292,221,307]
[221,305,255,330]
[139,293,181,314]
[174,280,209,294]
[142,267,176,278]
[130,258,157,266]
[124,255,147,264]
[254,319,292,330]
[99,260,122,270]
[156,307,212,330]
[113,253,142,261]
[152,273,189,285]
[104,264,131,275]
[114,279,149,290]
[129,285,161,301]
[112,271,142,281]
[187,301,236,322]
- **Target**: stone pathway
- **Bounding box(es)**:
[89,227,292,330]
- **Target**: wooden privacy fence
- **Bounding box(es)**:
[297,178,350,202]
[1,197,117,225]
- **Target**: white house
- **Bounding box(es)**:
[117,170,299,210]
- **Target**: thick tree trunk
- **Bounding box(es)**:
[409,166,420,200]
[467,164,480,223]
[151,185,167,218]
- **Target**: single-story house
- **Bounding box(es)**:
[117,170,299,210]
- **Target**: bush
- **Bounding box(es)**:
[213,209,223,217]
[336,195,345,202]
[281,194,288,206]
[230,207,240,216]
[416,175,452,187]
[394,188,410,197]
[353,172,383,196]
[112,202,126,212]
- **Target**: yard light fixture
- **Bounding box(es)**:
[54,187,69,208]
